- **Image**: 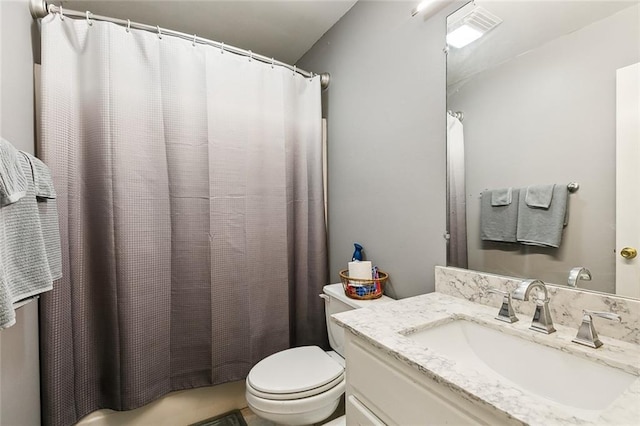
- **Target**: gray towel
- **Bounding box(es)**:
[0,154,58,328]
[517,185,568,247]
[480,188,519,242]
[21,151,57,199]
[491,187,512,206]
[525,184,554,208]
[0,138,27,206]
[20,152,62,280]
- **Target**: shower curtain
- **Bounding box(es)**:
[38,14,328,426]
[447,113,468,268]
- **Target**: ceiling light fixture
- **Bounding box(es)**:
[446,5,502,49]
[446,24,483,48]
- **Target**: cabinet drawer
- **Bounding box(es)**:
[346,335,511,425]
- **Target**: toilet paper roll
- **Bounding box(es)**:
[348,261,372,285]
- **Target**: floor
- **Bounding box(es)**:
[241,396,345,426]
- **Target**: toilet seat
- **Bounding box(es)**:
[246,373,344,400]
[246,346,344,400]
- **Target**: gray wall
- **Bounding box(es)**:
[0,0,41,425]
[299,1,459,298]
[448,5,640,293]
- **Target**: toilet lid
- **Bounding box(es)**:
[247,346,344,395]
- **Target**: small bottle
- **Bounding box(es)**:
[352,243,364,261]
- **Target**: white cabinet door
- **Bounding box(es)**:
[616,62,640,298]
[346,396,386,426]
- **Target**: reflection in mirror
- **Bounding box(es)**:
[445,1,640,298]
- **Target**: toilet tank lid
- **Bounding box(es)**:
[323,283,395,308]
[247,346,343,394]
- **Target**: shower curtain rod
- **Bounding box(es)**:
[447,110,464,121]
[29,0,331,90]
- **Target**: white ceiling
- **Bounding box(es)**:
[60,0,358,64]
[447,1,638,86]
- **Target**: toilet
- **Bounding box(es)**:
[245,283,394,425]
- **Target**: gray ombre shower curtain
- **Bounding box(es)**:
[38,14,327,426]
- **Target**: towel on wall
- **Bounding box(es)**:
[0,150,61,328]
[22,151,57,199]
[525,184,555,208]
[21,152,62,280]
[480,188,519,242]
[491,187,513,206]
[516,184,568,247]
[0,138,27,206]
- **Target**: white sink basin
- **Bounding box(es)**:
[405,319,636,412]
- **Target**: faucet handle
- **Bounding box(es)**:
[585,310,621,322]
[572,310,622,348]
[488,288,518,323]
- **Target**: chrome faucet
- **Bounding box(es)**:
[488,288,518,323]
[511,279,556,334]
[568,267,592,288]
[572,310,621,348]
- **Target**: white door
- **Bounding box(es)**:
[616,62,640,298]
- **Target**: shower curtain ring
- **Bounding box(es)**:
[248,50,253,62]
[271,58,275,69]
[157,25,162,39]
[293,65,297,76]
[86,11,93,26]
[59,5,64,20]
[126,19,131,33]
[192,34,197,47]
[220,42,225,54]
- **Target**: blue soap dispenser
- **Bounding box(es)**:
[352,243,364,261]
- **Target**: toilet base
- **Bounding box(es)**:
[247,398,340,425]
[246,375,345,426]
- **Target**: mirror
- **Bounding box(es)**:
[446,1,640,298]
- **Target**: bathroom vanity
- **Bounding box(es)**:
[344,329,517,425]
[333,270,640,425]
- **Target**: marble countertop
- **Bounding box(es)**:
[333,292,640,426]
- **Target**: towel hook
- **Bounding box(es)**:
[126,19,131,33]
[156,25,162,39]
[85,11,93,26]
[567,182,580,193]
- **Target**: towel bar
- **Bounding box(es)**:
[480,183,580,197]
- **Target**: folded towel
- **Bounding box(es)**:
[0,153,58,328]
[517,184,568,248]
[20,152,62,280]
[480,188,520,243]
[21,152,57,199]
[491,187,512,206]
[525,184,555,208]
[0,138,27,206]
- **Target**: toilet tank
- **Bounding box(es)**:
[321,283,394,357]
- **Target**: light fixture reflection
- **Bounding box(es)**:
[411,0,454,18]
[411,0,428,16]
